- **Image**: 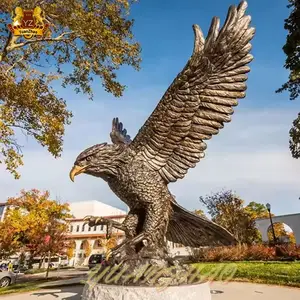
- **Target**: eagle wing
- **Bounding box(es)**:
[110,117,132,145]
[129,1,255,183]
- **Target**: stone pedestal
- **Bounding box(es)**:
[82,282,211,300]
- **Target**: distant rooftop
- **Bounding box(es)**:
[67,200,127,219]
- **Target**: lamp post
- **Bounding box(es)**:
[266,203,277,245]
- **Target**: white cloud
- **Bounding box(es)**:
[0,100,299,217]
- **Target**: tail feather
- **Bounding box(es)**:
[166,202,237,247]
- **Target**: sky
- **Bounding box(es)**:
[1,0,300,217]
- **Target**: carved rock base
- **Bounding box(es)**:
[82,282,212,300]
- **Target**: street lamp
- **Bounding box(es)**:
[266,203,277,245]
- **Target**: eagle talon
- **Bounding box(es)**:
[83,216,96,226]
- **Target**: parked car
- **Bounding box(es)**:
[0,270,16,288]
[0,263,7,271]
[88,254,105,270]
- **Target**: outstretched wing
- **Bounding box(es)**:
[110,117,132,145]
[129,1,255,183]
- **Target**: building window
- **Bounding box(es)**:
[76,225,80,232]
[94,226,97,231]
[70,225,73,232]
[100,225,104,231]
[82,224,86,232]
[88,226,91,231]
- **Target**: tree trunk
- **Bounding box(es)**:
[38,256,45,269]
[45,251,51,279]
[28,252,35,269]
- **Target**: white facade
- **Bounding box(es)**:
[67,200,127,266]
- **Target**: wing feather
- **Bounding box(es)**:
[110,117,132,145]
[129,1,254,183]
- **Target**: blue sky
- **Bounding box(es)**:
[1,0,300,217]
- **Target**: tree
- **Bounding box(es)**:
[199,190,261,244]
[199,192,297,246]
[289,113,300,158]
[0,218,21,259]
[83,241,92,258]
[0,189,72,267]
[245,201,269,219]
[100,235,118,260]
[287,231,296,244]
[66,241,76,260]
[276,0,300,158]
[0,0,141,178]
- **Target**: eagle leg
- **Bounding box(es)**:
[111,201,170,260]
[83,216,128,233]
[110,232,150,259]
[83,209,142,241]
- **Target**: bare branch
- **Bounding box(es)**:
[5,56,24,74]
[7,124,39,139]
[6,32,77,52]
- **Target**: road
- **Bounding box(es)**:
[1,282,300,300]
[16,268,88,283]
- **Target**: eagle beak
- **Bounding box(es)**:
[69,165,86,182]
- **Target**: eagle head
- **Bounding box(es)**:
[69,142,121,181]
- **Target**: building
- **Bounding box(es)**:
[0,203,7,222]
[255,213,300,245]
[67,200,189,266]
[67,200,127,266]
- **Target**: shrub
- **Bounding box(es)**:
[275,244,300,260]
[190,244,300,262]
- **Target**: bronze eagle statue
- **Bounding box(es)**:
[70,1,254,261]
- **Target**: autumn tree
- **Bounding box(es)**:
[101,235,118,260]
[0,0,140,178]
[83,240,92,258]
[1,189,72,268]
[0,217,22,259]
[199,190,261,244]
[66,241,76,260]
[276,0,300,158]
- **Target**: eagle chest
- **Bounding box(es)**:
[109,160,158,207]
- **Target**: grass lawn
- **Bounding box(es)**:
[0,279,56,296]
[193,261,300,288]
[0,267,78,295]
[1,262,299,295]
